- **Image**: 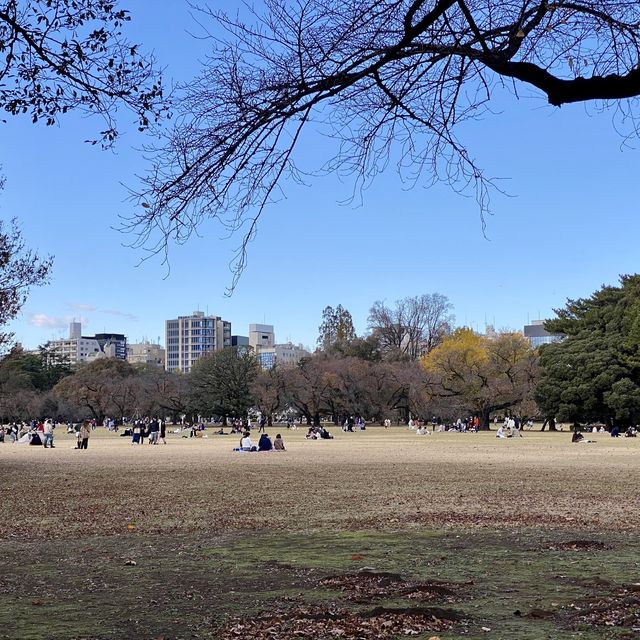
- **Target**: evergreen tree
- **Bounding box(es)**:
[536,275,640,427]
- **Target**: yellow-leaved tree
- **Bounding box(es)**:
[422,328,538,429]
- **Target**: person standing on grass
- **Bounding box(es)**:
[132,422,141,445]
[159,419,167,444]
[148,418,159,444]
[43,419,55,448]
[78,420,91,450]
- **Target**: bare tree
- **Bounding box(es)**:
[129,0,640,286]
[0,218,52,352]
[0,0,165,146]
[368,293,454,360]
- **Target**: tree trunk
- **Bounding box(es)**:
[479,409,491,430]
[313,412,321,427]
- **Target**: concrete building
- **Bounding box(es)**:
[127,341,166,367]
[255,343,310,370]
[249,324,275,350]
[46,323,127,365]
[165,311,231,373]
[274,342,310,367]
[524,320,562,348]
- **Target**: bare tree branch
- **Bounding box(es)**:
[127,0,640,288]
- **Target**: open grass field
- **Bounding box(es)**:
[1,426,639,639]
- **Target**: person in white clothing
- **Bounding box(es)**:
[240,432,253,451]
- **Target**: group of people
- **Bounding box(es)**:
[573,424,638,442]
[305,426,334,440]
[0,419,96,449]
[235,431,286,452]
[121,418,166,444]
[342,416,366,432]
[0,419,57,447]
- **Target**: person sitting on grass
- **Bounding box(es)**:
[572,428,584,443]
[258,433,273,451]
[496,425,506,438]
[273,434,286,450]
[240,431,254,451]
[319,426,334,439]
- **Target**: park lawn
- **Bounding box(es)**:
[0,427,639,639]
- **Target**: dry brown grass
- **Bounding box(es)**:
[2,427,639,539]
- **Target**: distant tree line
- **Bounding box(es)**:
[4,280,640,429]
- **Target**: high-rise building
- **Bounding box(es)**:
[165,311,231,373]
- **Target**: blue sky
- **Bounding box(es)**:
[4,1,640,351]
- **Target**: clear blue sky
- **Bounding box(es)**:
[4,1,640,351]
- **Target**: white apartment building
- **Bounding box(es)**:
[46,322,127,365]
[165,311,231,373]
[275,342,310,366]
[127,341,166,367]
[256,342,310,370]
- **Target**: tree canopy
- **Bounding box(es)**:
[189,347,260,420]
[537,275,640,427]
[423,327,538,427]
[369,294,454,361]
[131,0,640,284]
[0,0,165,146]
[317,304,356,354]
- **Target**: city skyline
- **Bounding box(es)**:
[4,0,640,354]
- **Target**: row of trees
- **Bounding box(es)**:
[4,277,640,428]
[317,294,454,361]
[0,326,538,429]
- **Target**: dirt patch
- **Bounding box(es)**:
[567,586,640,629]
[319,570,465,603]
[217,603,465,639]
[545,539,612,552]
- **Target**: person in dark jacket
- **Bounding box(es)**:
[258,433,273,451]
